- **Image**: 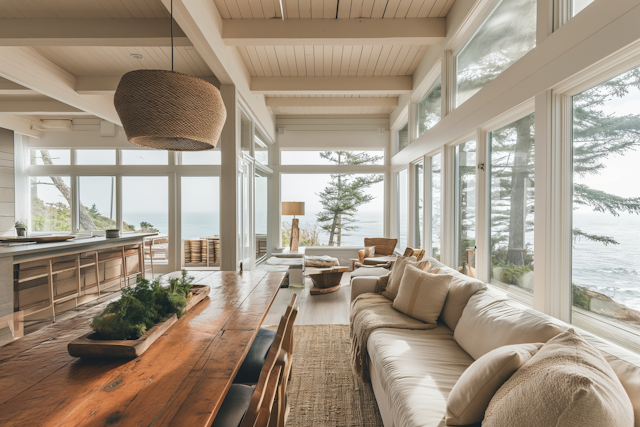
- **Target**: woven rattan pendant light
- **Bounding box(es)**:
[113,1,226,151]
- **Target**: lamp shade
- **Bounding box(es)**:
[282,202,305,216]
[114,70,226,151]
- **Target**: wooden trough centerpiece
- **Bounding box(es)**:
[309,266,349,295]
[67,283,210,358]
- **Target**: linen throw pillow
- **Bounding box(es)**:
[363,246,376,258]
[392,265,452,324]
[446,343,543,425]
[483,329,634,427]
[382,256,429,300]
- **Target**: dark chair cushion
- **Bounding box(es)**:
[211,384,254,427]
[233,328,276,384]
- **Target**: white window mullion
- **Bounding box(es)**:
[424,155,432,259]
[71,175,79,233]
[475,129,490,283]
[533,90,573,322]
[441,146,455,267]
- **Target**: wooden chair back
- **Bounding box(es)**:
[240,299,299,427]
[363,238,398,256]
[403,247,425,261]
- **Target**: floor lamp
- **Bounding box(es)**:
[282,202,305,252]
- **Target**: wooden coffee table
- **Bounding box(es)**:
[309,266,349,295]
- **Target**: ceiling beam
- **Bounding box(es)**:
[161,0,275,140]
[251,77,413,95]
[0,115,42,138]
[0,101,88,115]
[75,75,220,95]
[265,97,398,107]
[0,78,36,95]
[223,18,445,46]
[0,19,191,47]
[0,47,121,124]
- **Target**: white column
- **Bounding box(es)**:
[533,90,572,322]
[220,84,240,271]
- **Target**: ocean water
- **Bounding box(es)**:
[573,211,640,311]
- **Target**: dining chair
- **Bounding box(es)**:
[233,294,298,385]
[211,302,299,427]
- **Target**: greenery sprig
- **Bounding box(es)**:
[90,270,195,340]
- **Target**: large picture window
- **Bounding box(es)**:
[397,169,408,253]
[78,176,117,231]
[30,176,71,232]
[431,154,442,260]
[417,77,442,136]
[455,140,476,276]
[572,65,640,331]
[490,113,535,292]
[456,0,536,107]
[280,171,384,247]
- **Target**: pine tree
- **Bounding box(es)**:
[315,151,383,246]
[484,66,640,285]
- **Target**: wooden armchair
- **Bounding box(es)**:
[357,238,398,265]
[403,247,425,261]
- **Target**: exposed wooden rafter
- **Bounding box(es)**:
[0,101,87,115]
[0,19,191,47]
[265,97,399,107]
[223,18,445,46]
[0,47,121,124]
[252,76,413,95]
[0,78,36,95]
[75,75,220,95]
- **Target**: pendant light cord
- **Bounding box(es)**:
[171,0,174,71]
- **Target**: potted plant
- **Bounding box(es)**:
[68,270,211,358]
[15,221,27,237]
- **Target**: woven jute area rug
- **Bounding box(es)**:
[282,324,384,427]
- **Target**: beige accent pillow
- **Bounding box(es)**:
[363,246,376,258]
[446,343,543,425]
[483,329,634,427]
[392,265,451,324]
[382,256,429,300]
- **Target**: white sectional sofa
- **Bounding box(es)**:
[350,257,640,427]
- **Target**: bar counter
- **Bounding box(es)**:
[0,233,156,345]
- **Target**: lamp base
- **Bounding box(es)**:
[290,218,299,252]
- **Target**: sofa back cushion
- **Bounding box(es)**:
[425,257,487,331]
[483,329,634,427]
[453,289,565,360]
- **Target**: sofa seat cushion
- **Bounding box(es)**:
[363,255,397,265]
[368,327,474,427]
[350,267,391,278]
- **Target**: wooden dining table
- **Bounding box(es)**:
[0,270,285,427]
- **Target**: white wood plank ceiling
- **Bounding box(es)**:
[238,45,428,77]
[33,46,212,77]
[214,0,455,19]
[0,0,455,120]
